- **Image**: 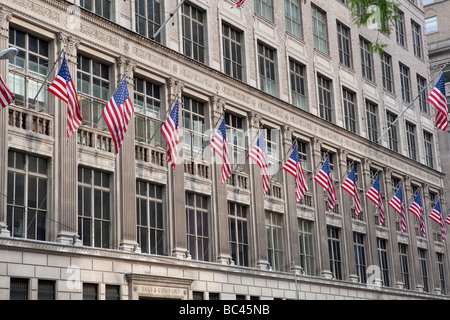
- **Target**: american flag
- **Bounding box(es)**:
[314,157,336,211]
[210,117,232,184]
[408,191,425,237]
[389,185,407,233]
[47,56,82,138]
[231,0,245,8]
[427,74,448,131]
[445,214,450,226]
[0,75,14,109]
[341,166,362,217]
[282,144,308,202]
[366,176,385,225]
[161,98,180,169]
[103,78,134,153]
[429,200,447,243]
[248,131,270,195]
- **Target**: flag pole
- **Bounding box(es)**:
[377,63,448,143]
[268,140,296,184]
[32,48,65,111]
[192,110,226,161]
[95,71,128,128]
[147,92,180,145]
[151,0,186,40]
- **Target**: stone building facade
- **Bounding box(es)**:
[0,0,449,300]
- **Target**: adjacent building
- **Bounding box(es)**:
[0,0,449,300]
[424,0,450,232]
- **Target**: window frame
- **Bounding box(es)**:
[181,3,206,63]
[228,202,249,267]
[311,5,328,55]
[186,192,209,261]
[222,24,243,81]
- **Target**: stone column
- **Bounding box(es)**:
[55,34,80,244]
[168,80,188,258]
[117,59,139,252]
[422,183,441,294]
[404,176,420,292]
[281,126,301,271]
[384,168,404,289]
[210,96,232,264]
[338,149,358,283]
[0,8,12,236]
[311,137,332,279]
[248,112,269,270]
[361,160,382,287]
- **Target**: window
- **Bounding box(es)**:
[266,211,284,271]
[38,280,55,300]
[134,77,162,147]
[10,278,28,300]
[298,219,315,275]
[182,97,206,161]
[343,88,357,133]
[418,249,429,292]
[228,202,249,267]
[360,38,374,81]
[377,238,390,287]
[106,285,120,300]
[255,0,273,21]
[337,22,352,68]
[327,226,342,280]
[371,170,386,227]
[366,100,378,143]
[135,0,161,42]
[7,151,47,240]
[225,113,245,172]
[265,127,280,181]
[423,131,434,169]
[399,244,410,290]
[317,75,333,122]
[222,24,243,81]
[285,0,302,39]
[186,193,209,261]
[78,167,111,248]
[381,52,393,93]
[80,0,111,19]
[425,16,438,34]
[437,253,446,295]
[353,232,367,284]
[83,283,98,300]
[136,181,164,255]
[406,122,417,161]
[77,55,110,130]
[8,28,49,112]
[182,3,205,63]
[411,21,423,59]
[311,6,328,54]
[423,0,435,5]
[399,63,411,103]
[258,43,276,96]
[417,74,428,114]
[289,60,307,110]
[396,11,406,47]
[386,112,399,152]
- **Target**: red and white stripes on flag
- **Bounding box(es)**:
[209,117,232,184]
[47,56,82,138]
[389,185,407,233]
[161,98,180,169]
[0,75,14,109]
[341,166,362,217]
[427,74,448,131]
[314,157,336,211]
[231,0,245,8]
[282,144,308,202]
[366,176,385,225]
[429,200,447,243]
[408,191,425,237]
[248,131,271,196]
[103,78,134,153]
